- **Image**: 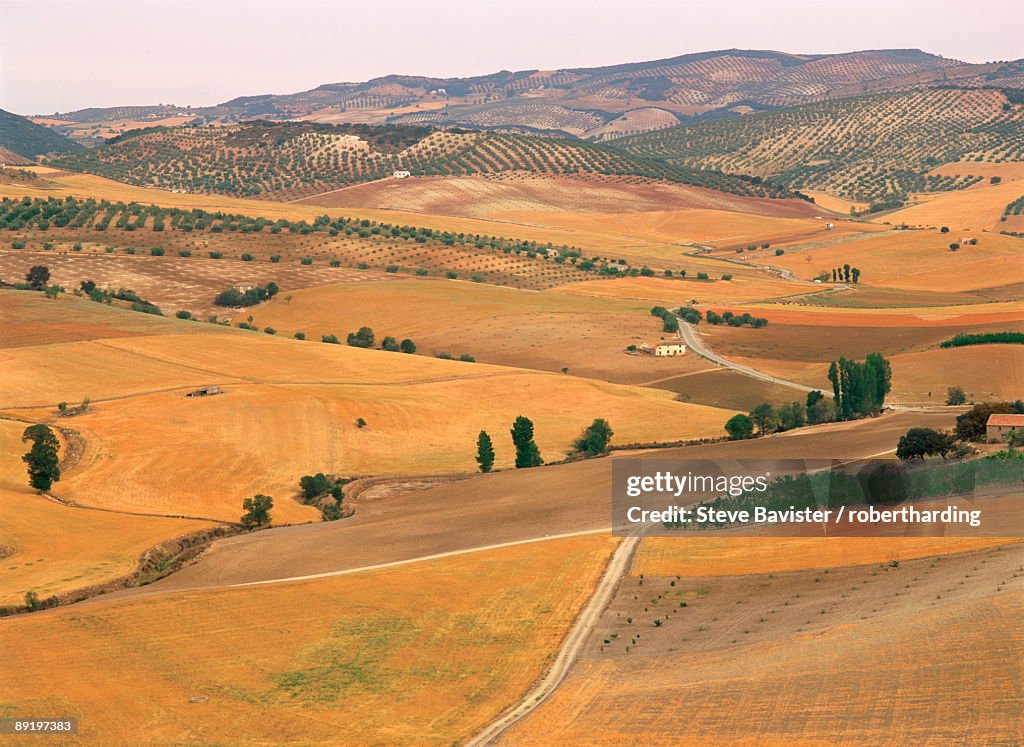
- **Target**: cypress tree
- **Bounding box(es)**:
[510,416,542,468]
[476,430,495,473]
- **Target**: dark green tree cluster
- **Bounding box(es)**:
[21,425,61,492]
[650,306,679,333]
[954,401,1024,442]
[704,310,768,328]
[214,282,279,307]
[575,418,614,457]
[830,265,861,283]
[346,326,375,348]
[939,331,1024,348]
[511,416,543,469]
[896,428,956,460]
[827,354,891,420]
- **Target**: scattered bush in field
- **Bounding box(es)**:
[25,265,50,289]
[946,386,967,405]
[294,331,306,340]
[176,310,192,320]
[150,246,165,256]
[241,253,254,261]
[400,338,416,354]
[322,334,340,344]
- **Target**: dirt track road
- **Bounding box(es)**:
[467,534,641,746]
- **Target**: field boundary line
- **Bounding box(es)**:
[224,528,613,589]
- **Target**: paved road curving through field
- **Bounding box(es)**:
[677,320,826,395]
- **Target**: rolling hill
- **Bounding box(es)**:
[614,87,1024,202]
[0,107,81,159]
[36,50,1024,142]
[48,121,800,200]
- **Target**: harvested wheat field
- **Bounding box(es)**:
[298,173,823,219]
[550,274,802,305]
[138,410,957,594]
[765,229,1024,292]
[0,321,735,520]
[0,419,211,607]
[883,177,1024,231]
[58,374,733,522]
[721,343,1024,404]
[243,279,714,383]
[497,208,877,254]
[502,541,1024,745]
[0,534,617,745]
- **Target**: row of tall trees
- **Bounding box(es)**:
[475,417,614,472]
[828,354,891,420]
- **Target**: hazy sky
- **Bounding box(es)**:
[1,0,1020,114]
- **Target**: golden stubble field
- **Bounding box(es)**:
[764,229,1024,293]
[1,296,737,522]
[242,278,717,384]
[0,534,617,746]
[0,418,211,607]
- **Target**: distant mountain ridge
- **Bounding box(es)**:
[37,49,1024,142]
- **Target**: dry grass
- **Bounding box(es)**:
[0,419,211,607]
[505,539,1024,745]
[1,307,734,521]
[883,178,1024,230]
[0,534,616,745]
[243,279,714,384]
[634,535,1011,577]
[766,229,1024,292]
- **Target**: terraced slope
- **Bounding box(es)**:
[49,122,796,200]
[615,88,1024,202]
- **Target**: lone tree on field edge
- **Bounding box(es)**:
[510,416,542,468]
[476,430,495,473]
[26,265,50,290]
[241,494,274,527]
[21,424,61,492]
